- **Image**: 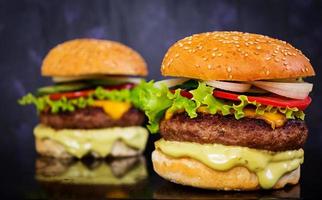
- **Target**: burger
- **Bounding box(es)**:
[133,31,315,190]
[18,39,149,159]
[35,156,147,198]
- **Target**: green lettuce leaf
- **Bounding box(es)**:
[131,81,172,133]
[167,89,197,118]
[18,87,131,114]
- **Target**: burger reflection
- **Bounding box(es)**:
[153,182,300,199]
[35,156,147,199]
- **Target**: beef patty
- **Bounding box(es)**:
[160,113,307,151]
[40,107,145,129]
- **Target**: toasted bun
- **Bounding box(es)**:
[161,31,315,81]
[42,39,148,77]
[152,150,300,191]
[35,139,143,159]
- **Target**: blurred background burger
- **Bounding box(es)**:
[133,31,315,190]
[18,39,149,159]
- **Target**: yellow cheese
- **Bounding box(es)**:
[93,100,131,120]
[243,108,286,129]
[165,109,184,120]
[165,106,286,128]
[156,139,304,189]
[34,124,148,158]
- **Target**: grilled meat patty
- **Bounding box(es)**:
[40,107,145,129]
[160,113,308,151]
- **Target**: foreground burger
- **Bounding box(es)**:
[19,39,149,159]
[133,32,315,190]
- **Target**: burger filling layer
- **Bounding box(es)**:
[155,139,303,189]
[34,124,148,158]
[40,107,145,129]
[131,80,308,133]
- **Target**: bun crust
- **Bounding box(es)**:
[161,31,315,81]
[152,150,300,190]
[35,139,143,159]
[42,39,148,77]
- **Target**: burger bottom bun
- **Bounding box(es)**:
[36,139,142,159]
[152,150,300,191]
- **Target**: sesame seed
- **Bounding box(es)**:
[212,52,216,57]
[266,70,270,75]
[265,57,271,60]
[283,62,288,66]
[254,52,259,55]
[167,58,173,66]
[208,64,212,69]
[244,53,249,56]
[175,53,179,58]
[213,47,218,51]
[178,43,183,47]
[256,46,261,50]
[227,66,232,72]
[229,74,233,79]
[305,67,309,72]
[301,68,305,72]
[274,58,280,62]
[195,64,200,68]
[217,53,223,57]
[161,64,165,69]
[203,57,208,61]
[183,46,189,50]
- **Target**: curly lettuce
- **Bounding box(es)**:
[18,86,131,114]
[132,81,305,133]
[131,81,172,133]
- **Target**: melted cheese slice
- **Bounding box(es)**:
[93,100,131,119]
[243,108,286,129]
[165,107,286,128]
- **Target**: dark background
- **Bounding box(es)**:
[1,0,322,198]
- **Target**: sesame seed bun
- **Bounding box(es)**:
[152,150,300,191]
[42,39,148,77]
[161,31,315,81]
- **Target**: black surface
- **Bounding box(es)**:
[1,0,322,199]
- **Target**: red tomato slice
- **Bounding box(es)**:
[171,89,311,110]
[213,90,311,110]
[49,83,135,100]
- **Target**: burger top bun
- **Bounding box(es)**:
[42,39,148,77]
[161,31,315,81]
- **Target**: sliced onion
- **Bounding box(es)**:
[205,80,251,93]
[250,81,313,99]
[154,78,188,88]
[53,75,143,84]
